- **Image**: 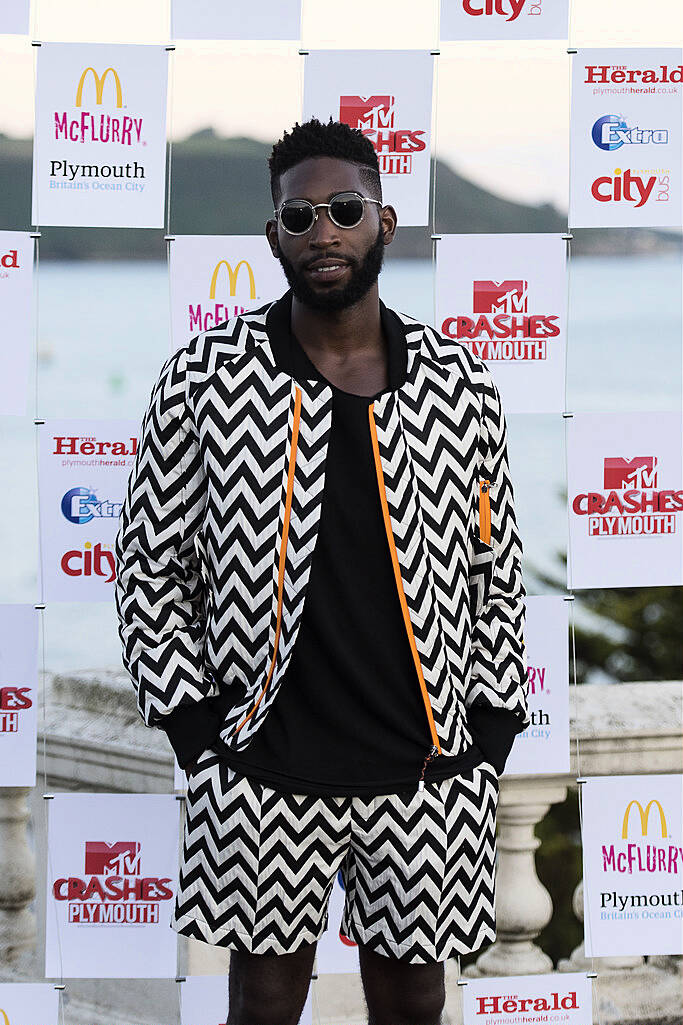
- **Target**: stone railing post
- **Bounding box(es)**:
[0,787,36,974]
[464,777,568,977]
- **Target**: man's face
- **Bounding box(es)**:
[266,156,397,313]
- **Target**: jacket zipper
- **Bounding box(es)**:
[479,478,491,545]
[367,404,442,789]
[230,386,302,738]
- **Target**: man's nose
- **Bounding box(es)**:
[308,206,340,247]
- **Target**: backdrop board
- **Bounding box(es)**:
[38,419,139,601]
[0,605,38,787]
[45,793,180,978]
[169,235,288,351]
[303,50,434,226]
[440,0,569,41]
[0,231,33,416]
[32,42,168,228]
[566,411,683,589]
[582,774,683,956]
[315,869,361,974]
[435,233,567,413]
[172,0,301,40]
[181,975,313,1025]
[0,0,30,34]
[0,983,60,1025]
[570,48,683,228]
[462,972,592,1023]
[502,596,569,777]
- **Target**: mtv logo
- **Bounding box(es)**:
[604,456,658,489]
[339,95,395,132]
[84,841,141,876]
[473,280,528,314]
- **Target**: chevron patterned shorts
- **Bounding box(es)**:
[171,748,499,963]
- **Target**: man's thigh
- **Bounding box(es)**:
[358,944,446,1025]
[227,941,317,1025]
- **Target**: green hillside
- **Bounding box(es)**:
[1,129,677,259]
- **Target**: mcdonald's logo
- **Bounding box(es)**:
[0,1009,9,1025]
[622,799,668,839]
[209,260,256,301]
[75,67,123,108]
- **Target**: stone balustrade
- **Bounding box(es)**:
[0,671,680,1025]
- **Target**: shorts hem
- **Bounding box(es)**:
[171,911,328,955]
[341,921,497,962]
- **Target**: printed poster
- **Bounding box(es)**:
[303,50,434,226]
[172,0,301,40]
[0,984,59,1025]
[582,774,683,956]
[0,606,38,787]
[435,233,567,413]
[38,419,139,601]
[32,42,168,228]
[502,596,569,777]
[181,975,313,1025]
[462,972,592,1024]
[441,0,569,41]
[169,235,287,351]
[45,793,180,977]
[0,231,33,416]
[566,411,683,589]
[0,0,30,35]
[570,48,683,228]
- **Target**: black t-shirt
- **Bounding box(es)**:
[213,299,487,795]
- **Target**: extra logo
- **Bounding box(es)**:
[53,840,173,924]
[189,259,258,333]
[592,115,669,151]
[572,455,683,537]
[0,686,33,734]
[441,278,560,360]
[53,65,144,146]
[339,95,426,176]
[61,487,122,524]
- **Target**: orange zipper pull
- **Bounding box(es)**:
[479,478,491,545]
[418,745,439,791]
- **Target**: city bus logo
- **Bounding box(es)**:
[621,799,667,839]
[209,260,256,301]
[75,67,123,108]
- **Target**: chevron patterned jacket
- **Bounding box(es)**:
[114,293,529,767]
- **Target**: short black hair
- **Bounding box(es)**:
[269,117,382,207]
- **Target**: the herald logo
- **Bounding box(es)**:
[463,0,526,20]
[1,250,19,269]
[591,169,657,208]
[84,841,140,876]
[473,279,528,315]
[339,95,395,131]
[604,456,657,490]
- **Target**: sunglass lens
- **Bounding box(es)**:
[280,201,314,234]
[329,194,365,227]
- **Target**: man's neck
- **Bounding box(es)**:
[289,285,388,395]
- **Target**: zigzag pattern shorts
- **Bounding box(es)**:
[171,748,499,963]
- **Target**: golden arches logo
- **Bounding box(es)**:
[75,67,123,108]
[0,1009,9,1025]
[622,799,667,839]
[209,260,256,301]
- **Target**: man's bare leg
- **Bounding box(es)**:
[359,943,446,1025]
[226,941,317,1025]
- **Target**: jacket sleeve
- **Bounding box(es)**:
[114,347,224,763]
[466,365,529,731]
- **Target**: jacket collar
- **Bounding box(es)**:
[264,288,414,391]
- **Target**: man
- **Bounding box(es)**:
[115,118,528,1025]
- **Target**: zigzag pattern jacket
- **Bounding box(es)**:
[114,293,529,768]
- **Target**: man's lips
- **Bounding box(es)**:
[304,258,351,283]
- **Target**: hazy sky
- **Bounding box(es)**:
[1,0,682,209]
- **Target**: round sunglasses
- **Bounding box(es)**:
[275,191,382,236]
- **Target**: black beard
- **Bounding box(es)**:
[275,226,385,313]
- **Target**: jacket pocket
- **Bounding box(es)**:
[468,529,496,619]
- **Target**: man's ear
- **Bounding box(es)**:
[380,204,398,246]
[265,218,279,258]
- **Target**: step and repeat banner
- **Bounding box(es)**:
[1,0,682,1020]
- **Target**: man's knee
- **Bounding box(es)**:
[227,942,316,1025]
